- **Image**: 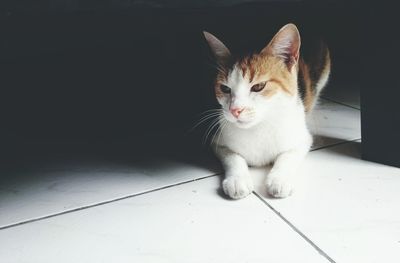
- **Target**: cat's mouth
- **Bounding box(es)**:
[234,119,257,129]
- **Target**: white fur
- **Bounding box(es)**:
[213,66,312,199]
[315,69,330,94]
[308,57,330,112]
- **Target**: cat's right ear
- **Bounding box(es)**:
[203,31,231,64]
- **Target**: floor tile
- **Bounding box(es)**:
[0,149,219,228]
[308,99,360,149]
[0,176,331,263]
[253,142,400,263]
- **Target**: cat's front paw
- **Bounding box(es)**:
[266,174,293,198]
[223,175,254,200]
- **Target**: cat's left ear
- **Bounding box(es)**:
[203,31,232,64]
[261,23,301,69]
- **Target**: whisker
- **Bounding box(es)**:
[203,115,223,145]
[215,119,228,147]
[203,118,220,144]
[190,112,222,132]
[210,119,222,146]
[199,109,222,114]
[197,112,221,122]
[190,108,222,131]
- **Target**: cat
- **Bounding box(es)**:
[203,23,330,199]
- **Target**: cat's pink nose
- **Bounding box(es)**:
[230,107,244,118]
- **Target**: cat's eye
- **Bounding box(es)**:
[251,82,267,92]
[220,85,231,94]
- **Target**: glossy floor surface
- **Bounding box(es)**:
[2,83,399,263]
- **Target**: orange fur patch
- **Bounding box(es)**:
[214,42,330,111]
[215,53,298,99]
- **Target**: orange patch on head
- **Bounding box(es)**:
[239,53,298,97]
[214,52,298,100]
[237,54,267,83]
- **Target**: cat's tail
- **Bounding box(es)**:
[298,40,331,113]
[314,42,331,96]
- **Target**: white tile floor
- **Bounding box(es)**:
[1,89,399,263]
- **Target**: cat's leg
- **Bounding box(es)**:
[215,146,254,199]
[266,148,308,198]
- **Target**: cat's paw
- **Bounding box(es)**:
[222,175,254,200]
[266,175,293,198]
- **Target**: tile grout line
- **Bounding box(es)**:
[251,138,364,263]
[320,96,360,110]
[0,173,222,231]
[0,137,360,231]
[311,138,361,152]
[0,139,361,231]
[253,192,336,263]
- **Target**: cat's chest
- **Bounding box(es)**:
[220,122,290,166]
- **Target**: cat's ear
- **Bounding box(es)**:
[203,31,232,64]
[261,23,301,69]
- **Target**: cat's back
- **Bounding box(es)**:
[298,39,331,112]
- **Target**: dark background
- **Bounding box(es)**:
[360,3,400,168]
[0,1,358,141]
[0,1,363,160]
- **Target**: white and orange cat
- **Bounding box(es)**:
[203,23,330,199]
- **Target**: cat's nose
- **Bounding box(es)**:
[230,107,244,118]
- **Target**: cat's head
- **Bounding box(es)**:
[204,24,301,129]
